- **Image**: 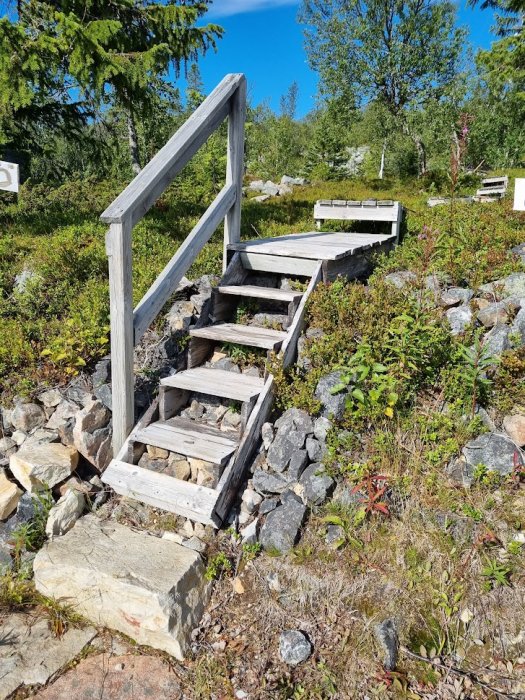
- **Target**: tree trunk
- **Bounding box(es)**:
[378,141,386,179]
[127,112,141,175]
[414,135,427,177]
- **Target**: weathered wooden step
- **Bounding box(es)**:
[135,417,238,465]
[218,284,303,304]
[161,367,264,402]
[102,459,220,526]
[189,323,287,350]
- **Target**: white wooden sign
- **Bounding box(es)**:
[0,160,19,193]
[514,178,525,211]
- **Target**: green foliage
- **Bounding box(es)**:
[10,490,54,563]
[481,558,512,589]
[300,0,466,176]
[332,344,399,421]
[0,1,222,170]
[442,332,498,416]
[205,551,232,581]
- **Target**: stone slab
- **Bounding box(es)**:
[33,515,210,660]
[31,653,182,700]
[0,613,96,700]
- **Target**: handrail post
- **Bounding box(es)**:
[223,76,246,271]
[106,219,134,455]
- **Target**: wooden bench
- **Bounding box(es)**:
[476,176,508,199]
[313,199,403,242]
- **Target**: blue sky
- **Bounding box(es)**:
[180,0,498,118]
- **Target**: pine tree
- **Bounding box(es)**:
[0,1,222,172]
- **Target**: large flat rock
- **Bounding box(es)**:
[32,653,182,699]
[33,515,210,660]
[0,613,96,700]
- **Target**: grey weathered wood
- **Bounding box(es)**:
[190,323,287,350]
[135,418,238,464]
[133,182,236,342]
[106,220,134,455]
[159,386,189,421]
[223,76,246,271]
[220,252,247,286]
[281,261,322,368]
[481,176,508,187]
[231,232,394,261]
[187,337,214,369]
[218,285,303,303]
[101,74,244,227]
[114,396,160,464]
[214,376,274,523]
[239,252,320,276]
[161,367,264,402]
[102,459,219,526]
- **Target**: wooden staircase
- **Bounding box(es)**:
[102,252,320,527]
[98,73,397,528]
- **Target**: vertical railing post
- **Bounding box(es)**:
[223,76,247,271]
[106,218,134,455]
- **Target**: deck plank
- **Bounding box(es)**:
[161,367,264,402]
[190,323,287,350]
[102,460,219,525]
[135,418,238,464]
[228,231,395,260]
[218,284,303,303]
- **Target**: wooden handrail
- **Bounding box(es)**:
[133,182,236,342]
[101,73,245,228]
[104,73,247,455]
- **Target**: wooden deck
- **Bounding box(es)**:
[229,231,395,260]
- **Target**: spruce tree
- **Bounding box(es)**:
[0,1,222,172]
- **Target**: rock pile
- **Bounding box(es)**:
[385,266,525,487]
[0,272,220,569]
[231,407,335,553]
[385,269,525,356]
[247,175,307,201]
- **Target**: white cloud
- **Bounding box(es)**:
[208,0,300,18]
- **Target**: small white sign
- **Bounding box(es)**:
[514,178,525,211]
[0,160,19,193]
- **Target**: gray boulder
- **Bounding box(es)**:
[287,450,309,481]
[314,416,332,443]
[279,630,312,666]
[259,498,279,515]
[446,306,472,335]
[462,432,523,477]
[259,499,306,553]
[479,273,525,299]
[91,358,110,390]
[299,463,334,505]
[385,270,417,289]
[266,429,306,472]
[374,619,399,671]
[252,469,290,495]
[483,324,511,357]
[11,403,46,432]
[314,371,347,421]
[281,175,306,186]
[511,307,525,344]
[306,437,324,462]
[511,243,525,265]
[274,408,313,435]
[477,301,509,328]
[440,287,474,308]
